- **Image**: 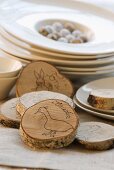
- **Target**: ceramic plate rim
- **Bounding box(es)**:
[1,26,114,60]
[76,77,114,113]
[73,97,114,120]
[1,35,114,67]
[1,0,114,54]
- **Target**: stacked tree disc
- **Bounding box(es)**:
[0,98,20,128]
[0,61,79,150]
[17,91,75,116]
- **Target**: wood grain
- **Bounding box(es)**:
[20,99,79,149]
[0,98,20,128]
[16,61,74,97]
[16,91,75,116]
[88,89,114,110]
[76,121,114,150]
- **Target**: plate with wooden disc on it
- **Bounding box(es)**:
[75,77,114,115]
[73,98,114,120]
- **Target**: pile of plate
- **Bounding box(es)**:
[73,77,114,120]
[0,53,22,100]
[0,0,114,79]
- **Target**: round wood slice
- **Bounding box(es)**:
[20,99,79,149]
[76,122,114,150]
[17,91,75,116]
[0,98,21,128]
[16,61,74,97]
[88,89,114,110]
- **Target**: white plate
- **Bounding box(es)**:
[58,64,114,72]
[1,35,114,67]
[76,77,114,114]
[0,48,29,64]
[62,70,114,76]
[73,97,114,120]
[1,27,114,60]
[1,0,114,55]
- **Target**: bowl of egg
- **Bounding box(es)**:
[35,19,93,44]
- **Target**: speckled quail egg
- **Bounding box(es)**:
[80,33,88,42]
[52,22,63,32]
[47,33,58,40]
[59,29,71,37]
[66,34,76,43]
[64,22,75,32]
[58,37,68,43]
[71,37,83,44]
[39,25,54,36]
[72,30,82,37]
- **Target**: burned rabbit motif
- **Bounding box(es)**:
[32,69,60,92]
[32,69,53,91]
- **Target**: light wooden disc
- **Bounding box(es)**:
[17,91,75,116]
[20,99,79,149]
[76,122,114,150]
[0,98,20,128]
[16,61,74,97]
[88,89,114,110]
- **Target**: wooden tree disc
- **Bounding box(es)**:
[88,89,114,110]
[20,99,79,149]
[76,122,114,150]
[17,91,75,116]
[16,61,74,97]
[0,98,20,128]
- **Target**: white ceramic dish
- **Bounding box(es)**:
[1,0,114,54]
[0,76,18,100]
[76,77,114,114]
[0,56,22,78]
[0,49,30,65]
[57,64,114,72]
[62,70,114,76]
[73,97,114,120]
[1,27,114,60]
[1,35,114,67]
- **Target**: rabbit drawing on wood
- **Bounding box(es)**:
[32,69,53,91]
[32,69,60,92]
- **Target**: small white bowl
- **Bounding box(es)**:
[0,76,18,100]
[0,57,22,78]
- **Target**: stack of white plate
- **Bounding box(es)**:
[73,77,114,120]
[0,0,114,79]
[0,52,22,100]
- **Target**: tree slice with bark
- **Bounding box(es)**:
[16,61,74,97]
[76,122,114,150]
[88,89,114,110]
[17,91,75,116]
[0,98,20,128]
[20,99,79,149]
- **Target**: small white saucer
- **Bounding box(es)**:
[76,77,114,114]
[73,97,114,120]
